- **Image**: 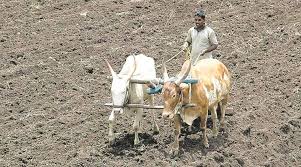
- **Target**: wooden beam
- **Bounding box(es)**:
[104,103,233,116]
[104,103,196,109]
[104,103,163,109]
[106,76,163,84]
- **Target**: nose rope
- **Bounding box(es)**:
[174,90,184,115]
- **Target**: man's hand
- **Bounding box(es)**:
[199,50,206,56]
[182,42,189,51]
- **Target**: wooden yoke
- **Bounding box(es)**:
[147,78,198,94]
[106,76,198,95]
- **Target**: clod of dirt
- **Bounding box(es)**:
[0,84,5,89]
[84,66,94,74]
[280,124,291,134]
[236,158,245,166]
[9,60,17,65]
[288,119,300,128]
[242,127,251,137]
[213,152,225,163]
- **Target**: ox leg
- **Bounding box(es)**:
[200,109,209,148]
[108,110,115,145]
[209,105,219,137]
[133,109,143,145]
[220,97,228,133]
[171,114,181,156]
[149,95,159,134]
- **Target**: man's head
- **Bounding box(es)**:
[194,9,206,29]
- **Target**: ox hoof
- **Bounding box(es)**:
[204,143,209,148]
[153,126,160,135]
[108,134,115,145]
[109,139,115,146]
[108,135,117,146]
[170,149,179,157]
[212,129,218,138]
[220,128,226,134]
[153,130,159,135]
[134,138,140,145]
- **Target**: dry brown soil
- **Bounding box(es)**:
[0,0,300,166]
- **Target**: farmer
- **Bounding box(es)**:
[182,9,218,65]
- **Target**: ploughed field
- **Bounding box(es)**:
[0,0,300,166]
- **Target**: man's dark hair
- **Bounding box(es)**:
[195,9,205,18]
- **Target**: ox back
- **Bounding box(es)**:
[119,54,156,81]
[121,54,156,102]
[180,58,231,126]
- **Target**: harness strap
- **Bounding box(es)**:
[123,82,131,106]
[189,84,192,103]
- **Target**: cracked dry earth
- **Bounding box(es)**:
[0,0,300,166]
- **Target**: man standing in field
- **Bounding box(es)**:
[182,9,219,65]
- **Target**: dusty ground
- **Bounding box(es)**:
[0,0,300,166]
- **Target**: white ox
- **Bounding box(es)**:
[105,54,159,145]
[161,59,231,155]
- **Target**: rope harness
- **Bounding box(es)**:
[123,82,131,107]
[156,48,191,68]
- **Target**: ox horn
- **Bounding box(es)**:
[125,55,137,81]
[162,58,169,82]
[175,60,191,85]
[105,59,117,78]
[163,61,169,82]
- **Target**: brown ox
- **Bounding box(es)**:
[162,58,231,155]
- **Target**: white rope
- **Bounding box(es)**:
[156,50,184,68]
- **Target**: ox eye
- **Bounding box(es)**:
[172,94,176,98]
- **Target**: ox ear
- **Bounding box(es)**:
[105,59,117,78]
[163,61,169,82]
[175,60,191,85]
[125,55,137,81]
